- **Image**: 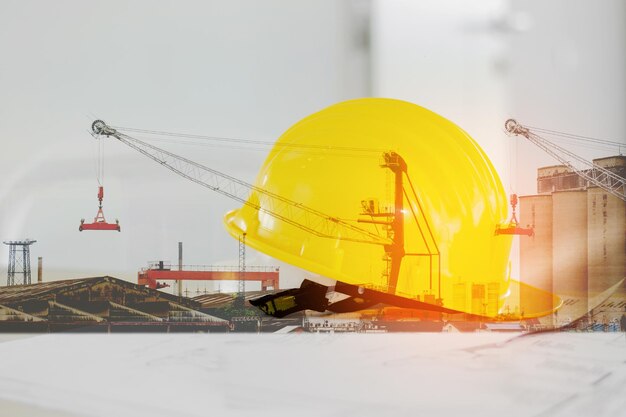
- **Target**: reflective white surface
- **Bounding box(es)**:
[0,332,623,417]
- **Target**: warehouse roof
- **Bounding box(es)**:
[193,290,277,309]
[0,276,229,331]
[0,276,197,307]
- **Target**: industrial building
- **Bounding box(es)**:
[519,155,626,326]
[0,276,229,332]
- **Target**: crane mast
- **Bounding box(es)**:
[236,233,246,308]
[505,119,625,201]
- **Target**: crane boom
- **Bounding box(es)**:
[91,120,392,246]
[505,119,625,202]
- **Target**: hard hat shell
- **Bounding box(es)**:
[224,98,554,317]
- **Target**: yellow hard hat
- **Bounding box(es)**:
[225,98,557,318]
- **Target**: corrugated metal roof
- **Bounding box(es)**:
[193,291,277,309]
[0,278,97,304]
[0,304,45,322]
[167,302,227,323]
[0,277,229,326]
[0,276,197,307]
[48,301,104,323]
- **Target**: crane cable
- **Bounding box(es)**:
[507,124,518,194]
[94,134,105,186]
[111,123,624,156]
[525,125,624,154]
[110,125,388,157]
[126,135,380,159]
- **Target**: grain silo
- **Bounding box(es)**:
[519,156,625,325]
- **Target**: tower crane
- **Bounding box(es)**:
[90,120,449,317]
[504,119,625,202]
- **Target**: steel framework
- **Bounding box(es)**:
[238,233,247,297]
[137,263,279,290]
[505,119,625,201]
[3,240,36,286]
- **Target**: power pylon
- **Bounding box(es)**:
[3,240,37,286]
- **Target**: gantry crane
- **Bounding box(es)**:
[505,119,625,202]
[90,120,448,317]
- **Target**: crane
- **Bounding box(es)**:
[91,120,391,246]
[90,120,446,316]
[79,127,121,231]
[504,119,625,202]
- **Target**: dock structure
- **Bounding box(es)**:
[0,276,229,333]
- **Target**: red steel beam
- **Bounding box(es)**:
[138,270,279,291]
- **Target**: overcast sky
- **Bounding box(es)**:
[0,0,372,291]
[0,0,624,292]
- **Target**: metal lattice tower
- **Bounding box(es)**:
[3,240,36,286]
[236,233,247,307]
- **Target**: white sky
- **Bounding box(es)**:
[0,1,371,291]
[0,0,624,292]
[0,332,623,417]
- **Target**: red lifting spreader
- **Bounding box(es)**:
[79,186,121,232]
[495,194,533,237]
